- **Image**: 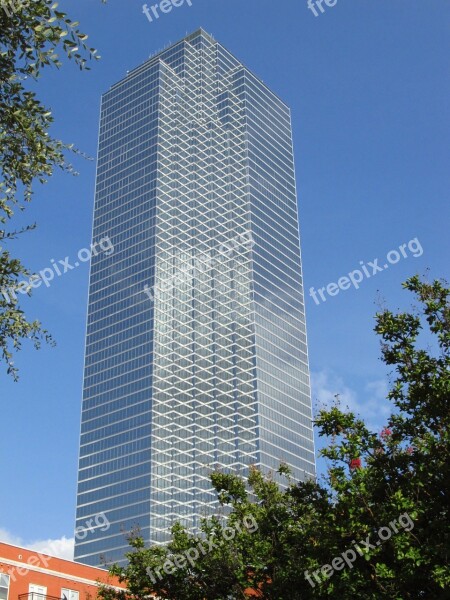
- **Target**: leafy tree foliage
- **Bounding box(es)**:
[98,277,449,599]
[0,0,101,378]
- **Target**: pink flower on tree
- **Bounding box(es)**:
[380,427,392,440]
[350,458,362,470]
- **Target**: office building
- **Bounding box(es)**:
[75,28,315,567]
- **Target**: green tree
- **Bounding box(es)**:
[0,0,101,379]
[98,276,450,599]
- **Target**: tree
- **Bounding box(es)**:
[0,0,102,379]
[98,276,450,599]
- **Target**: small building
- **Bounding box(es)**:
[0,542,122,600]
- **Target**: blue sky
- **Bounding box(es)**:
[0,0,449,558]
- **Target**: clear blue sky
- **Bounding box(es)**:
[1,0,448,555]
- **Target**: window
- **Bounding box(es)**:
[61,589,79,600]
[0,574,10,600]
[28,584,47,600]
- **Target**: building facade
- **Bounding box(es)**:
[0,542,122,600]
[75,28,315,567]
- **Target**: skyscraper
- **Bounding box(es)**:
[75,28,315,567]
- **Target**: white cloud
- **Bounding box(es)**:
[27,537,74,561]
[0,529,74,561]
[0,528,22,546]
[311,369,391,432]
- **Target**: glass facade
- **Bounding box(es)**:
[74,29,315,567]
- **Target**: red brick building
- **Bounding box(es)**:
[0,543,123,600]
[0,541,264,598]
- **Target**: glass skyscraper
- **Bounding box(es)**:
[75,28,315,567]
